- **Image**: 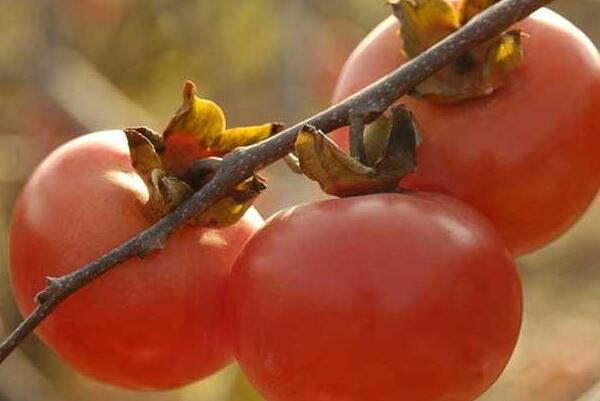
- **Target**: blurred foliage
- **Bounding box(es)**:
[1,1,600,401]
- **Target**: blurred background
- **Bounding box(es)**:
[1,1,600,400]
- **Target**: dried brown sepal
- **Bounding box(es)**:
[148,170,194,218]
[127,126,166,153]
[124,128,164,176]
[296,125,374,197]
[363,114,393,167]
[191,175,267,228]
[125,128,264,227]
[124,128,193,218]
[295,106,418,197]
[391,0,524,102]
[373,105,418,175]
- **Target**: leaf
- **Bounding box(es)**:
[160,81,284,175]
[191,175,267,228]
[459,0,499,23]
[295,106,418,197]
[390,0,461,57]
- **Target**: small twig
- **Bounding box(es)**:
[0,0,553,364]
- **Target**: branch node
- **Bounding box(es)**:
[138,237,167,258]
[35,277,63,304]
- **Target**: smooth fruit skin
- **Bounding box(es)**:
[332,9,600,255]
[10,131,263,390]
[229,193,522,401]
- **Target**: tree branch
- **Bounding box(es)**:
[0,0,553,364]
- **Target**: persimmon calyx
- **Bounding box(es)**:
[124,127,266,228]
[121,81,281,226]
[295,105,418,197]
[390,0,524,102]
[161,80,284,176]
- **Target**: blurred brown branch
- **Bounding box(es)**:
[0,0,554,365]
